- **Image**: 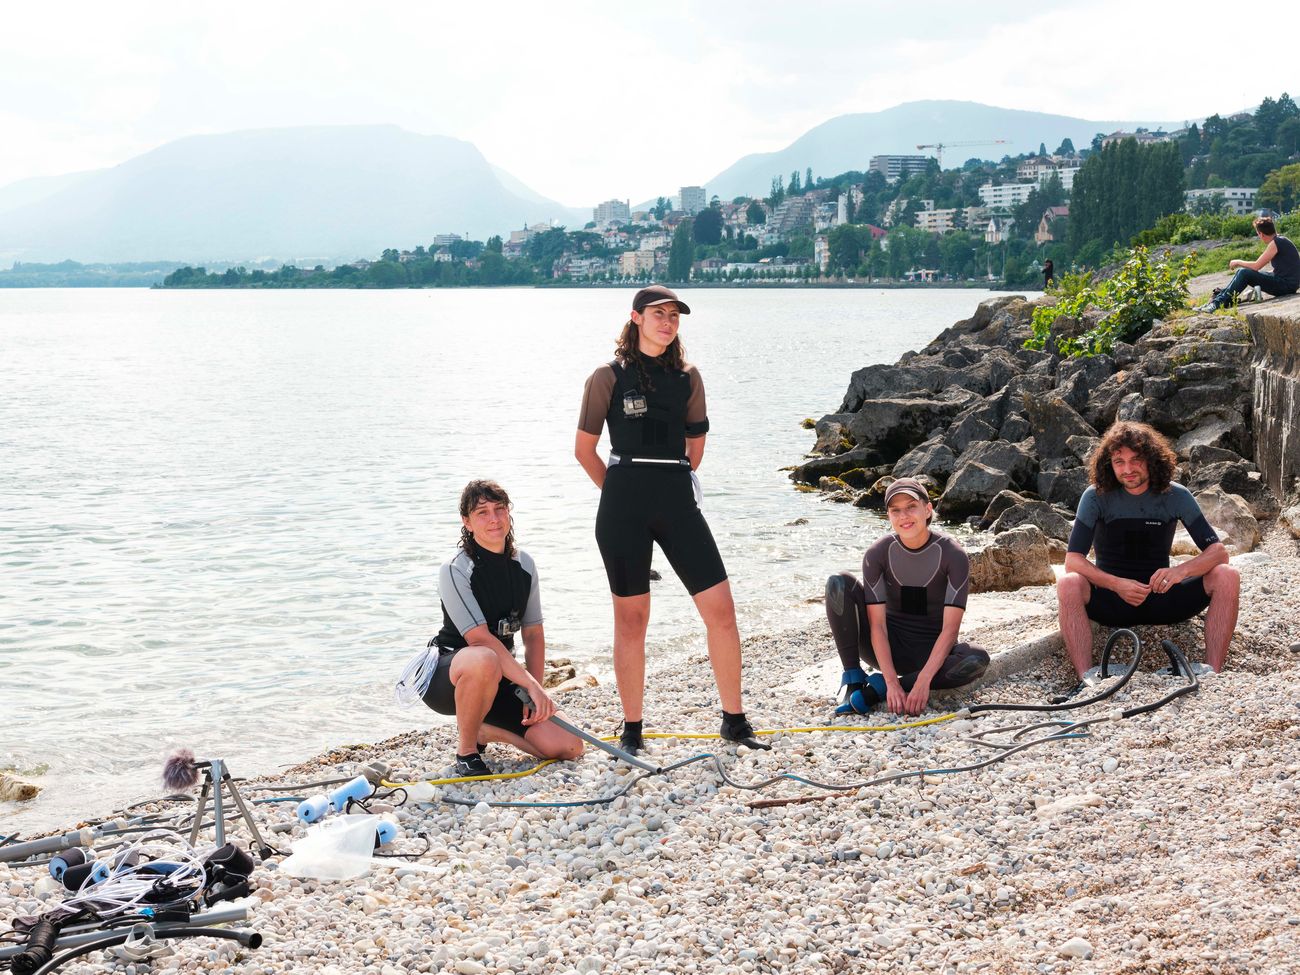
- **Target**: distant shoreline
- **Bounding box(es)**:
[140,280,1007,292]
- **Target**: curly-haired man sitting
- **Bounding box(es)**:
[1056,421,1240,674]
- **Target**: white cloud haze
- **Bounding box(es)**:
[0,0,1272,205]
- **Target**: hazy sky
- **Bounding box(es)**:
[2,0,1268,205]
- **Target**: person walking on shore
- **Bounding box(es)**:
[574,285,767,755]
[1196,216,1300,311]
[1056,422,1240,676]
[825,478,990,716]
[396,480,583,776]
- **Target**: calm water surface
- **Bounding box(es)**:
[0,286,995,829]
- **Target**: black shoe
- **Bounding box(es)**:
[453,753,492,777]
[619,723,645,755]
[720,714,772,751]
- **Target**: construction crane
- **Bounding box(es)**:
[915,139,1009,169]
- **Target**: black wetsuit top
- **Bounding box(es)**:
[432,546,542,654]
[579,357,724,597]
[861,531,971,659]
[1067,484,1219,581]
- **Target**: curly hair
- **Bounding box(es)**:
[1089,421,1178,494]
[614,310,687,394]
[457,479,516,559]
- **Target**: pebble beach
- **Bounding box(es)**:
[3,525,1298,975]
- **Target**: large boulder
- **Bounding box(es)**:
[946,400,1001,454]
[892,437,957,483]
[1185,460,1279,520]
[1037,461,1091,508]
[1022,393,1099,460]
[1280,505,1300,540]
[968,525,1057,593]
[791,446,889,485]
[812,413,855,454]
[1174,416,1248,458]
[999,412,1032,442]
[1082,370,1143,431]
[1194,486,1260,555]
[838,363,961,413]
[940,440,1039,519]
[989,500,1073,542]
[1055,355,1115,413]
[846,389,979,462]
[979,489,1027,529]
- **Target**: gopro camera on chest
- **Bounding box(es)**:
[623,390,648,419]
[495,612,522,638]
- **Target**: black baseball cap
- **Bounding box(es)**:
[632,284,691,315]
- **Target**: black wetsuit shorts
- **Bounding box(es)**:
[421,648,528,738]
[595,465,727,598]
[1085,578,1211,627]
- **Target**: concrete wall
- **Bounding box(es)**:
[1247,295,1300,499]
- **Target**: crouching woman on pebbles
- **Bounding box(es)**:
[396,480,583,777]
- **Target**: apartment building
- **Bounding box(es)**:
[868,154,930,183]
[979,182,1037,208]
[679,186,707,215]
[593,199,631,227]
[1185,187,1259,216]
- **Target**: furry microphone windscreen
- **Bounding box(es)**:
[162,748,200,791]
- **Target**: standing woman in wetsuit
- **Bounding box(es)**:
[574,285,767,755]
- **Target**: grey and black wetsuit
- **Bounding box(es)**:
[579,358,726,598]
[1067,483,1220,625]
[421,545,542,737]
[826,531,989,690]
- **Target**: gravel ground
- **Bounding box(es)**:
[3,529,1298,975]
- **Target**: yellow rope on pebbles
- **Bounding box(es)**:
[385,713,959,786]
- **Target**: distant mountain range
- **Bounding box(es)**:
[0,125,588,265]
[0,101,1195,265]
[702,100,1187,201]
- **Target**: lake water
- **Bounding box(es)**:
[0,286,996,830]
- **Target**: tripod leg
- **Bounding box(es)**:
[189,776,212,848]
[222,775,274,860]
[209,760,227,848]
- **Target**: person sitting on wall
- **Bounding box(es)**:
[1056,421,1240,676]
[1196,216,1299,312]
[825,478,990,716]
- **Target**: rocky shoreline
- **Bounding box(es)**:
[4,287,1300,975]
[792,286,1300,592]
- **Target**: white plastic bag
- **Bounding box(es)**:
[280,814,382,881]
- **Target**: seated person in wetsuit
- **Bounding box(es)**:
[1056,422,1240,675]
[1197,216,1300,311]
[395,480,583,777]
[826,478,990,716]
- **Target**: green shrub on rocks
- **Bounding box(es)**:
[1025,246,1195,358]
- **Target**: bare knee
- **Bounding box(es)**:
[553,737,584,761]
[453,645,501,686]
[613,599,650,631]
[1057,572,1089,605]
[1205,563,1240,597]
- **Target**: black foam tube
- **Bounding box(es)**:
[9,918,60,975]
[1120,640,1200,717]
[968,628,1143,715]
[31,927,261,975]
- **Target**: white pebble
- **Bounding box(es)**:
[1059,937,1094,959]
